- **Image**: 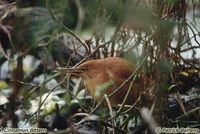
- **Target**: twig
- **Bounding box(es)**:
[104,94,116,134]
[71,113,90,124]
[15,80,40,87]
[0,42,11,61]
[175,92,188,116]
[121,80,155,114]
[89,53,148,115]
[25,80,65,124]
[74,0,84,33]
[108,54,148,98]
[176,106,200,120]
[117,74,137,114]
[20,35,52,57]
[150,96,157,114]
[140,107,157,134]
[46,0,89,54]
[0,0,19,10]
[187,22,200,46]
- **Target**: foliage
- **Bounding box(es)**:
[0,0,200,133]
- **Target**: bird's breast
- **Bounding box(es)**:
[83,72,115,101]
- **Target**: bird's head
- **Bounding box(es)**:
[61,59,101,79]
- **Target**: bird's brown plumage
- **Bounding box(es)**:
[74,57,147,105]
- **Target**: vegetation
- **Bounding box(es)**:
[0,0,200,133]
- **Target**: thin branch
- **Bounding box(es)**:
[46,0,89,54]
[176,106,200,120]
[187,22,200,46]
[25,80,65,124]
[0,0,19,10]
[117,74,137,114]
[104,94,116,134]
[108,54,148,98]
[0,42,11,61]
[89,53,149,115]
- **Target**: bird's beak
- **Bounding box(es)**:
[56,67,85,75]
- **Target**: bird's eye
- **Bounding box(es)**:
[83,66,88,71]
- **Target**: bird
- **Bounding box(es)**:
[64,57,148,105]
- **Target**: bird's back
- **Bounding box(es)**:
[102,57,144,105]
[103,57,136,80]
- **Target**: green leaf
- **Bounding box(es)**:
[0,80,8,89]
[155,83,169,95]
[95,80,114,98]
[159,60,173,73]
[12,7,58,50]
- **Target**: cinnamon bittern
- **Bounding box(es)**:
[64,57,147,105]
